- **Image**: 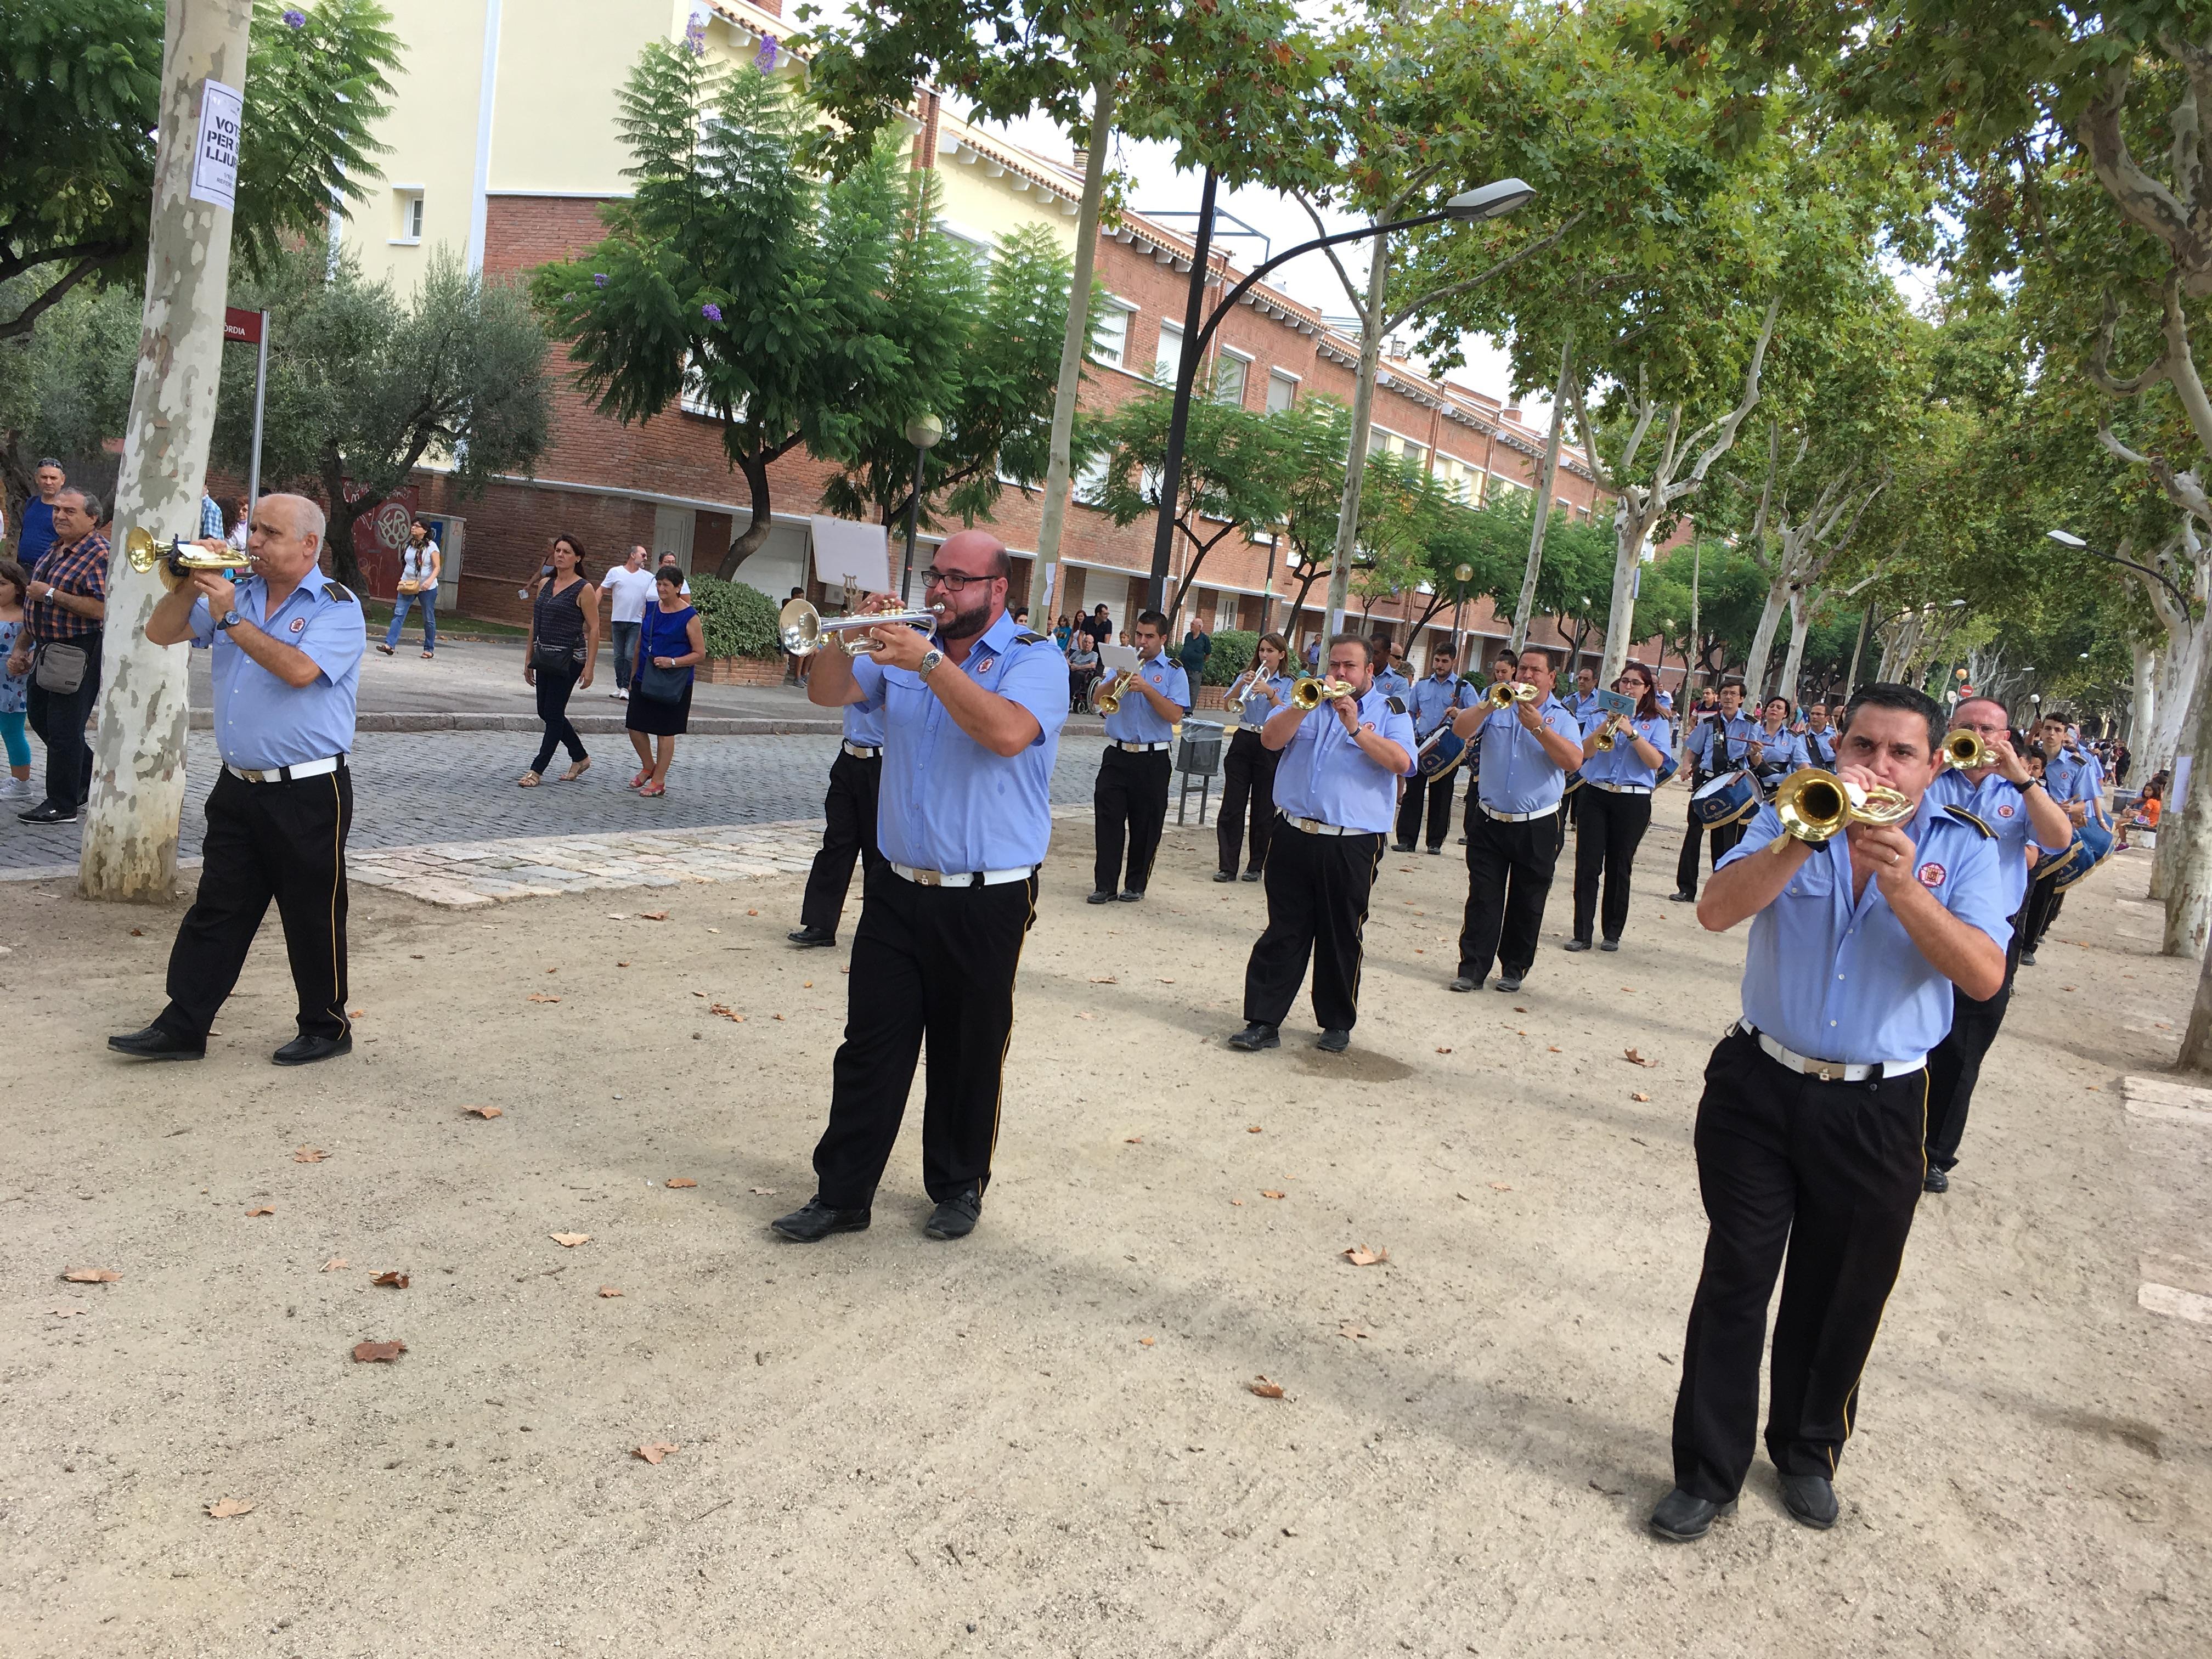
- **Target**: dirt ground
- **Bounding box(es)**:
[2,805,2206,1658]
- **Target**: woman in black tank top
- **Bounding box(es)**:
[522,534,600,785]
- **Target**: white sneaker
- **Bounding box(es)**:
[0,776,25,798]
[618,689,630,701]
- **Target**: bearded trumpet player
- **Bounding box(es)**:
[1649,685,2013,1543]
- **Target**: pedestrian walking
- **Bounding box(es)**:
[625,568,704,797]
[599,546,658,700]
[13,486,108,825]
[520,534,598,787]
[0,556,31,799]
[376,518,441,658]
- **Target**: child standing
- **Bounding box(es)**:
[0,557,31,798]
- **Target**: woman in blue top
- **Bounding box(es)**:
[1747,695,1807,795]
[624,568,705,797]
[1567,660,1674,952]
[1216,631,1297,882]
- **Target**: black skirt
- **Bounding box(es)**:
[625,679,692,736]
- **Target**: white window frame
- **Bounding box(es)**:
[1154,321,1183,386]
[1090,296,1136,371]
[1266,368,1300,413]
[391,188,425,246]
[1213,347,1252,407]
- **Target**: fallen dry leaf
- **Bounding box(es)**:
[1549,1045,1562,1053]
[747,909,758,916]
[61,1267,120,1283]
[665,1177,697,1189]
[549,1233,591,1248]
[129,927,143,936]
[1073,1012,1093,1020]
[640,911,669,922]
[1435,1046,1453,1054]
[1124,1136,1142,1144]
[1631,1091,1651,1103]
[706,927,720,934]
[1337,1322,1370,1340]
[617,961,631,968]
[691,990,706,998]
[1248,1377,1286,1400]
[598,1286,622,1298]
[205,1498,255,1519]
[48,1307,87,1318]
[802,980,813,989]
[1230,1198,1245,1206]
[706,1004,746,1023]
[292,1146,326,1163]
[1514,1006,1528,1013]
[1624,1048,1655,1067]
[321,1257,348,1272]
[351,1339,405,1363]
[1343,1245,1389,1267]
[545,967,558,975]
[633,1441,678,1465]
[1261,1190,1286,1200]
[245,1206,275,1217]
[527,993,561,1004]
[370,1271,409,1289]
[1489,1182,1513,1192]
[1139,1336,1156,1347]
[349,1008,364,1019]
[464,1105,503,1119]
[1246,1126,1263,1134]
[750,1187,778,1196]
[607,913,627,921]
[1156,977,1176,984]
[1088,975,1119,984]
[772,1013,785,1021]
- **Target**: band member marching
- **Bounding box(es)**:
[774,531,1065,1244]
[1447,644,1584,995]
[1566,661,1673,955]
[1921,698,2073,1192]
[1746,696,1807,796]
[1673,681,1758,902]
[788,696,885,949]
[1651,685,2012,1542]
[2017,711,2105,966]
[1217,632,1295,882]
[1801,702,1837,769]
[1395,641,1476,854]
[1227,635,1414,1056]
[1087,609,1189,905]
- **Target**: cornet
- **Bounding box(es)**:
[778,595,942,657]
[1485,680,1541,709]
[1942,730,1989,770]
[124,526,253,591]
[1290,675,1354,711]
[1769,767,1918,851]
[1592,712,1628,751]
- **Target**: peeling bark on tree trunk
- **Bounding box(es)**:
[1509,333,1573,654]
[1324,242,1391,636]
[1031,80,1113,623]
[2160,625,2212,950]
[82,0,253,905]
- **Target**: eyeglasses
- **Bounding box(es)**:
[921,568,995,592]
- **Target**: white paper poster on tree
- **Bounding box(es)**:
[189,80,244,212]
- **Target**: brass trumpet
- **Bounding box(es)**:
[124,526,253,591]
[1289,675,1354,711]
[1486,680,1541,709]
[778,595,942,657]
[1095,672,1133,714]
[1592,713,1627,751]
[1769,767,1918,850]
[1942,730,1989,770]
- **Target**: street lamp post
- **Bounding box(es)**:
[899,412,945,605]
[2047,528,2193,611]
[1144,178,1537,616]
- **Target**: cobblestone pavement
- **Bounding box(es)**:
[0,729,1167,878]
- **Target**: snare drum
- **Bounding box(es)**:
[1690,768,1760,828]
[1417,727,1466,779]
[2050,816,2117,891]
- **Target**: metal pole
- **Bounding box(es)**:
[1147,168,1218,614]
[899,439,927,605]
[245,310,269,510]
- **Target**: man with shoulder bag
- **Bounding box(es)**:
[11,487,109,825]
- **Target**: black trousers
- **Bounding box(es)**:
[530,661,587,772]
[1674,794,1747,897]
[1572,786,1653,943]
[1243,823,1381,1031]
[26,630,101,809]
[1457,804,1562,981]
[1671,1028,1928,1502]
[1393,763,1458,850]
[1094,746,1170,895]
[798,749,883,934]
[1924,904,2024,1171]
[1217,729,1282,874]
[157,767,353,1043]
[2021,871,2066,952]
[811,865,1036,1208]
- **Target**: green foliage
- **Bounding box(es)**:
[0,0,400,342]
[1203,629,1260,686]
[1634,539,1773,679]
[689,573,783,660]
[0,277,140,519]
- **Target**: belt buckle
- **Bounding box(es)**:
[1812,1059,1846,1082]
[240,767,266,783]
[912,867,943,888]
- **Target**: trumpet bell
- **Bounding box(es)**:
[1771,767,1918,849]
[1486,680,1539,709]
[1290,676,1353,712]
[778,595,942,657]
[1943,730,1989,770]
[125,526,254,589]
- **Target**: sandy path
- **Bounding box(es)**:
[1,810,2204,1657]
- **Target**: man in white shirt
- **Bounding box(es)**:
[600,546,660,700]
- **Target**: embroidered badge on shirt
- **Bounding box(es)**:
[975,656,994,673]
[288,617,306,634]
[1997,803,2015,817]
[1917,861,1946,888]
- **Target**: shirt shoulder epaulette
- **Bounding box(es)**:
[1943,804,1995,838]
[325,582,358,606]
[1010,630,1049,647]
[1385,696,1407,714]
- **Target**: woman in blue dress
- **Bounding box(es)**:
[624,568,706,797]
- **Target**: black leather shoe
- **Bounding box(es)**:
[1240,869,1262,882]
[108,1025,205,1062]
[1600,938,1620,951]
[1649,1488,1736,1542]
[1564,938,1593,952]
[1227,1022,1280,1052]
[1115,889,1144,902]
[787,925,837,947]
[1779,1472,1839,1530]
[1392,842,1416,853]
[1213,869,1236,882]
[924,1188,983,1240]
[1449,976,1482,993]
[18,802,76,825]
[1923,1167,1949,1194]
[1496,974,1525,992]
[1669,890,1696,903]
[273,1031,352,1066]
[1085,890,1115,905]
[1315,1028,1350,1053]
[770,1198,872,1242]
[2019,949,2037,966]
[1425,847,1442,855]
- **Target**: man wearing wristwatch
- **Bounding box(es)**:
[1918,698,2073,1192]
[108,494,364,1068]
[775,528,1067,1245]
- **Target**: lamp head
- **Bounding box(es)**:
[2046,528,2087,548]
[1446,178,1536,221]
[906,412,945,449]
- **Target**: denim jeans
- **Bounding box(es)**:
[384,585,437,651]
[610,620,640,691]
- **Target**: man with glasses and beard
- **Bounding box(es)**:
[775,530,1066,1245]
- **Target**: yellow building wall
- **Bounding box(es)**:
[932,147,1078,250]
[346,0,492,294]
[486,0,690,198]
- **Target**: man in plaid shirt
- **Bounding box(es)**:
[8,487,108,823]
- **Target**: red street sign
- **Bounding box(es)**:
[223,307,264,344]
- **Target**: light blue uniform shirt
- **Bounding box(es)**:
[1569,689,1602,723]
[1271,685,1417,835]
[1099,652,1188,743]
[1719,794,2013,1063]
[1577,710,1673,788]
[1748,725,1808,777]
[840,698,885,749]
[1802,725,1838,770]
[1374,664,1412,702]
[852,610,1067,871]
[2045,747,2104,817]
[1229,670,1295,726]
[1927,768,2067,915]
[1475,693,1583,814]
[1408,671,1475,740]
[188,571,364,770]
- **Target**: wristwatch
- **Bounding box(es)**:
[916,647,944,681]
[217,609,244,631]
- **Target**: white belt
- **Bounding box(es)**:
[226,755,345,783]
[842,741,882,759]
[1587,781,1653,795]
[1112,740,1171,753]
[1479,802,1559,823]
[1282,815,1375,838]
[1753,1029,1925,1083]
[889,861,1035,889]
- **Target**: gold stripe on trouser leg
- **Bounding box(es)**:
[1345,837,1382,1012]
[1835,1067,1931,1466]
[328,774,349,1037]
[986,876,1038,1163]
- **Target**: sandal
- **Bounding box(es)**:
[637,781,666,798]
[421,650,435,659]
[627,769,650,789]
[375,644,395,655]
[560,757,592,783]
[518,771,542,788]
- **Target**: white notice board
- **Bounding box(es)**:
[809,516,890,597]
[190,80,244,212]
